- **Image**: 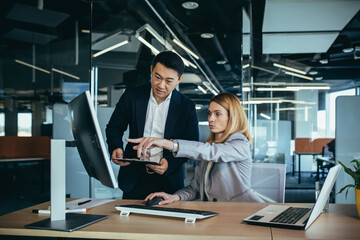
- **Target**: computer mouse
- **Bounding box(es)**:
[145,196,164,206]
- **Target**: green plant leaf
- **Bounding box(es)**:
[338,160,358,181]
[350,159,360,171]
[337,184,356,199]
[337,159,360,197]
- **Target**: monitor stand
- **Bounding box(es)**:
[25,139,108,232]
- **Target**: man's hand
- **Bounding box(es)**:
[146,158,168,175]
[111,148,131,167]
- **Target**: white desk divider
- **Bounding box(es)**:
[51,139,66,221]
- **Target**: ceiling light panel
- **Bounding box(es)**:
[6,3,70,27]
[263,0,360,32]
[263,32,339,54]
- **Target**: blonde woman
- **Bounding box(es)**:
[127,92,263,205]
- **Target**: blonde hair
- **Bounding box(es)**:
[206,92,250,143]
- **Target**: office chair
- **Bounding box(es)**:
[251,163,287,203]
[315,146,335,181]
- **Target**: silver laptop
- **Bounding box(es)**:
[243,165,341,230]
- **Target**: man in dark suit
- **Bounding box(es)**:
[106,51,199,199]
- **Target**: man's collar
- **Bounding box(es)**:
[150,89,173,105]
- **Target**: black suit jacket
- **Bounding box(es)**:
[106,84,199,193]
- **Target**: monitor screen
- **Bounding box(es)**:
[68,90,118,189]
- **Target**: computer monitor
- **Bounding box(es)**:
[68,90,118,189]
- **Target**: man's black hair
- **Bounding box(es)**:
[152,51,184,78]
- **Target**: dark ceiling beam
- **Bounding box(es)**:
[247,0,265,66]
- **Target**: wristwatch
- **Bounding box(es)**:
[172,140,179,152]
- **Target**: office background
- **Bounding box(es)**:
[1,0,360,215]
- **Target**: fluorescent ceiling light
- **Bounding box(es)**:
[81,29,90,34]
[243,64,250,69]
[52,68,80,80]
[319,59,328,64]
[197,85,207,94]
[182,1,199,9]
[200,33,214,39]
[183,58,197,69]
[216,60,227,65]
[315,76,323,80]
[15,59,50,74]
[242,100,282,104]
[137,36,160,55]
[286,86,330,90]
[253,82,286,86]
[210,89,218,96]
[342,47,354,53]
[260,113,271,120]
[309,71,318,75]
[195,104,203,109]
[281,100,316,105]
[137,24,198,69]
[277,107,312,111]
[284,71,313,81]
[93,39,129,58]
[243,87,251,92]
[256,87,299,92]
[145,24,168,47]
[173,38,199,59]
[174,51,197,68]
[285,82,329,86]
[273,63,306,75]
[252,65,278,75]
[199,121,209,125]
[172,50,189,67]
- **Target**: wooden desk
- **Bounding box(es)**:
[0,201,359,239]
[0,200,271,240]
[293,152,321,184]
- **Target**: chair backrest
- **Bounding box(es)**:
[322,146,333,158]
[251,163,286,203]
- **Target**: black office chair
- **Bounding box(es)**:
[315,146,335,181]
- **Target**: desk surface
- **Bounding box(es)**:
[0,200,359,240]
[294,152,322,155]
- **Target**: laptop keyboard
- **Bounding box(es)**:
[270,207,311,224]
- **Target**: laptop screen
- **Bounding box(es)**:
[304,165,341,229]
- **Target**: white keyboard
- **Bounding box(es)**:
[115,204,218,223]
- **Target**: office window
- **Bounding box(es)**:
[18,113,32,136]
[317,110,326,138]
[0,113,4,136]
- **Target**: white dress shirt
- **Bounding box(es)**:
[143,90,172,162]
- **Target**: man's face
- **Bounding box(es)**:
[150,63,182,103]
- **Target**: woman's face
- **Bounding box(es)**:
[208,101,229,140]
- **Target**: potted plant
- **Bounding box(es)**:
[338,159,360,218]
